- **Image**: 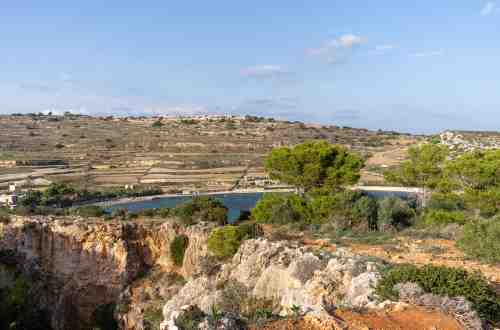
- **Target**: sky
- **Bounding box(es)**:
[0,1,499,133]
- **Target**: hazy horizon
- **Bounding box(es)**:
[1,1,499,134]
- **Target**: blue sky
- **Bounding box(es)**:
[1,1,499,133]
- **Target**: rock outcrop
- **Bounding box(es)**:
[0,216,213,330]
[161,239,383,329]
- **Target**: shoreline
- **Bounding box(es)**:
[92,188,295,207]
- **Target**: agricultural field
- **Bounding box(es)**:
[0,113,419,193]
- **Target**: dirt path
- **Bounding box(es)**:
[251,307,464,330]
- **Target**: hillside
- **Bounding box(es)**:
[0,114,418,192]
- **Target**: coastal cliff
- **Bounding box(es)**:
[0,216,213,330]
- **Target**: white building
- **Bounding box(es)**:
[0,193,17,209]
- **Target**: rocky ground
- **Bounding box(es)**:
[1,216,497,330]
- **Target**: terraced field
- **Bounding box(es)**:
[0,114,419,192]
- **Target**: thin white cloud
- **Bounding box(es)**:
[307,34,366,56]
[241,65,289,78]
[338,34,364,48]
[307,34,366,64]
[412,50,443,58]
[480,1,496,16]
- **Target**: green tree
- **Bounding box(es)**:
[377,197,415,231]
[446,150,500,216]
[384,143,449,190]
[445,150,500,191]
[352,196,379,230]
[264,140,363,192]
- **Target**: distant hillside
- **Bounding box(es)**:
[0,113,419,191]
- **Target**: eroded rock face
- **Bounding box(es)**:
[0,216,213,330]
[161,239,383,329]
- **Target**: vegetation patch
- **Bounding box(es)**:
[174,305,206,330]
[170,235,189,266]
[421,209,467,227]
[207,226,248,259]
[92,303,118,330]
[73,205,106,218]
[377,197,415,231]
[173,197,228,226]
[143,306,164,330]
[458,219,500,264]
[0,272,52,329]
[0,208,11,224]
[376,264,500,322]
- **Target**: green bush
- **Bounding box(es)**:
[151,120,164,128]
[0,208,11,224]
[421,209,467,227]
[92,303,118,330]
[309,190,362,225]
[458,219,500,263]
[237,222,263,240]
[427,192,465,211]
[73,205,106,218]
[0,275,52,330]
[252,193,311,225]
[174,306,205,330]
[207,226,245,259]
[377,197,415,231]
[352,196,378,230]
[465,188,500,218]
[174,197,228,226]
[376,264,500,322]
[143,307,164,330]
[170,235,189,266]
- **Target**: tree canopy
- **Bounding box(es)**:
[445,150,500,191]
[264,140,364,192]
[384,143,449,189]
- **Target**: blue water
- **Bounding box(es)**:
[105,189,419,222]
[106,192,265,222]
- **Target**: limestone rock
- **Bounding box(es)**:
[161,239,383,329]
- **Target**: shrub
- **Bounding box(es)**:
[237,223,263,240]
[174,306,205,330]
[376,264,500,322]
[377,197,415,231]
[252,193,311,225]
[151,120,164,128]
[74,205,106,218]
[143,307,163,330]
[0,208,11,224]
[352,196,378,230]
[170,235,189,266]
[92,303,118,330]
[465,188,500,218]
[427,192,465,211]
[0,275,52,330]
[421,210,467,227]
[207,226,245,259]
[308,190,365,227]
[458,219,500,263]
[173,197,228,226]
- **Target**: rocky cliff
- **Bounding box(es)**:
[0,216,480,330]
[160,239,383,330]
[0,216,213,330]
